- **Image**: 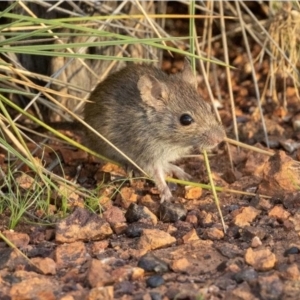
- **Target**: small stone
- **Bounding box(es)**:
[87,286,114,300]
[284,246,300,256]
[111,266,141,283]
[125,223,152,238]
[149,291,163,300]
[137,253,169,273]
[170,258,191,273]
[198,211,213,226]
[215,276,236,290]
[242,226,266,241]
[158,202,187,222]
[268,205,290,221]
[182,228,200,243]
[9,277,60,300]
[56,207,113,243]
[55,241,88,270]
[184,186,202,199]
[258,274,283,300]
[186,213,198,226]
[206,227,224,240]
[279,263,300,280]
[125,203,157,225]
[30,257,56,275]
[251,236,262,248]
[131,267,145,280]
[91,240,109,256]
[225,281,256,300]
[146,275,164,288]
[2,230,30,249]
[233,268,258,284]
[233,206,261,227]
[103,206,127,234]
[138,229,176,251]
[289,210,300,232]
[244,247,277,271]
[119,187,138,208]
[87,259,113,288]
[114,281,135,298]
[215,242,243,259]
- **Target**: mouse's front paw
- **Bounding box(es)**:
[159,186,173,203]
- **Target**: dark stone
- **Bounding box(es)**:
[233,268,258,284]
[150,291,163,300]
[242,226,266,242]
[125,203,154,223]
[284,246,300,256]
[146,275,164,288]
[158,201,187,222]
[137,253,169,273]
[125,222,152,238]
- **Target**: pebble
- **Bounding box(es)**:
[257,274,283,300]
[149,291,163,300]
[278,263,300,280]
[284,246,300,256]
[182,228,200,243]
[233,267,258,284]
[55,241,89,270]
[55,207,113,243]
[184,186,202,199]
[30,257,56,275]
[268,205,291,221]
[125,222,152,238]
[233,206,261,227]
[125,203,158,225]
[242,226,266,241]
[206,227,224,240]
[146,275,164,288]
[251,236,262,248]
[137,229,176,252]
[2,230,30,249]
[88,286,114,300]
[244,247,277,271]
[170,258,191,272]
[158,201,187,222]
[137,253,169,273]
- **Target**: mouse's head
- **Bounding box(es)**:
[137,58,225,151]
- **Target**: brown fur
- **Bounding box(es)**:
[84,59,225,202]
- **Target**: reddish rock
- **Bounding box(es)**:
[2,230,30,249]
[268,205,290,221]
[137,229,176,252]
[30,257,56,275]
[10,276,60,300]
[206,227,224,240]
[103,206,128,234]
[170,258,191,273]
[233,207,261,227]
[244,247,277,271]
[56,207,113,243]
[87,259,113,288]
[184,186,202,200]
[87,286,114,300]
[55,241,89,269]
[182,229,200,243]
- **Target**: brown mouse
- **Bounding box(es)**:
[84,58,225,202]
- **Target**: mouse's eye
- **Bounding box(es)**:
[180,114,194,126]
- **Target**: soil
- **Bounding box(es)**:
[1,5,300,300]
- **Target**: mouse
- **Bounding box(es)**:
[84,58,225,202]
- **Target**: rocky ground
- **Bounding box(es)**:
[1,4,300,300]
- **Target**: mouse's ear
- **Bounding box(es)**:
[181,57,197,89]
[137,75,168,111]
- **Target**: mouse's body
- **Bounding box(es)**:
[84,59,225,202]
